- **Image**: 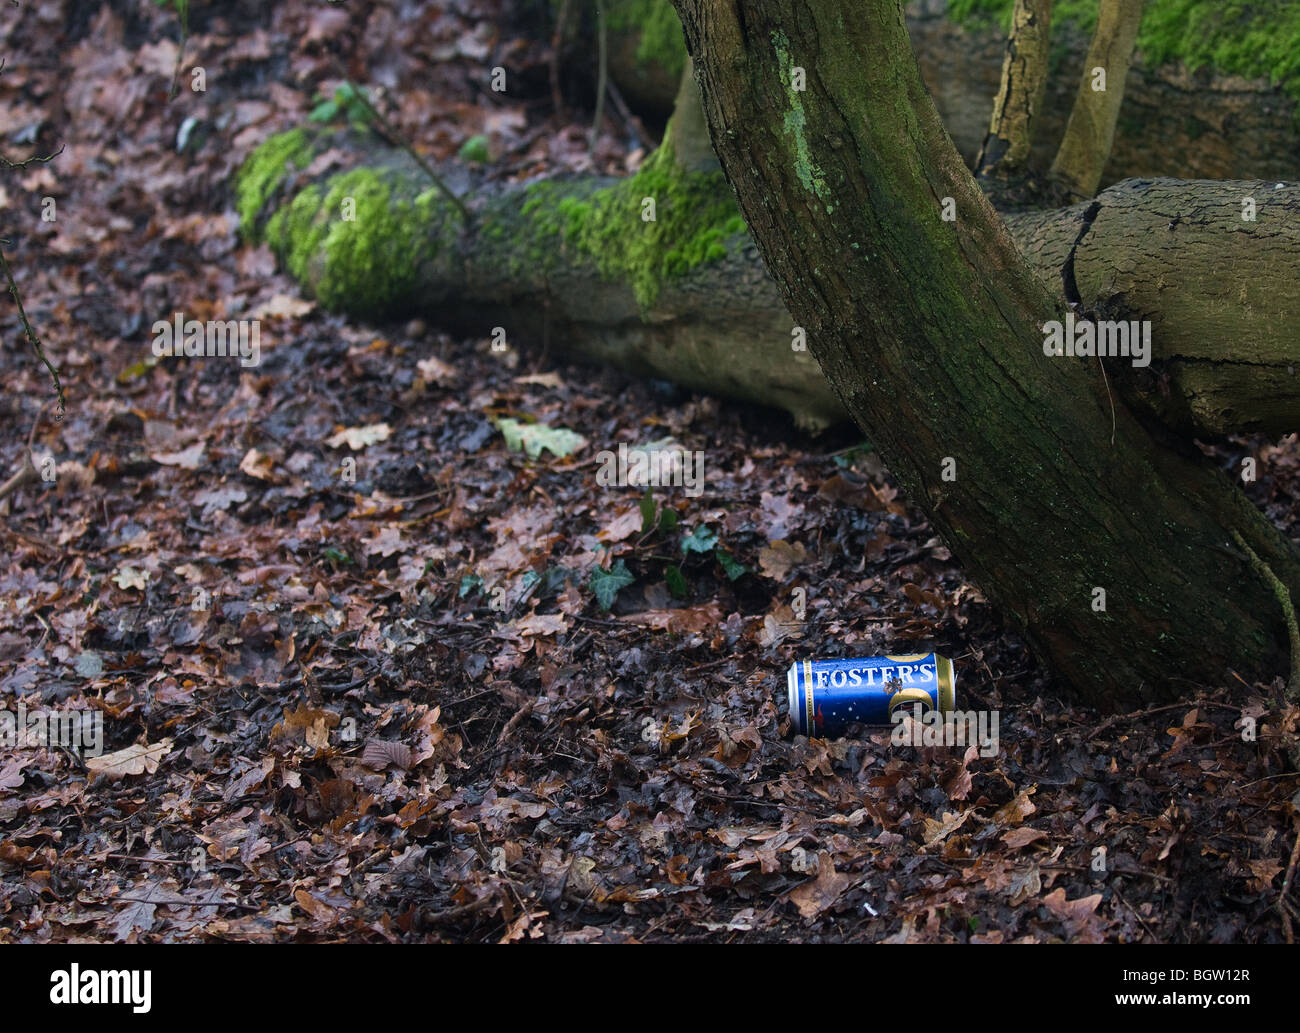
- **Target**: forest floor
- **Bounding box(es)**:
[0,0,1297,943]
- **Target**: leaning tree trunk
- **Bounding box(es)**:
[1048,0,1144,200]
[669,0,1300,707]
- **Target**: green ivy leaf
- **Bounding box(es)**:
[680,525,718,555]
[541,566,571,596]
[665,564,688,599]
[833,440,875,468]
[308,99,340,123]
[658,506,678,532]
[717,549,747,581]
[494,418,587,460]
[640,491,657,534]
[458,134,491,163]
[590,560,635,611]
[459,574,483,598]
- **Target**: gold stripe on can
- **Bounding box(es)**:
[804,659,814,734]
[936,654,956,712]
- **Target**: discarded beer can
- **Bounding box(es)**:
[786,653,956,737]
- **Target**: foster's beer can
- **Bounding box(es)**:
[786,653,956,737]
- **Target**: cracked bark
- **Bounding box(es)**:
[976,0,1052,182]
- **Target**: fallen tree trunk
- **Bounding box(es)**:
[238,127,1300,436]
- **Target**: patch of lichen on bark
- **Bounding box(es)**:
[949,0,1300,104]
[515,143,746,308]
[772,29,833,207]
[261,167,458,316]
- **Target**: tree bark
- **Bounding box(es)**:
[668,0,1300,707]
[1048,0,1145,200]
[1011,179,1300,437]
[976,0,1052,181]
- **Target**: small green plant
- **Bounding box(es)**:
[458,134,491,163]
[832,440,875,468]
[309,81,374,127]
[639,490,678,535]
[590,558,635,610]
[323,547,352,568]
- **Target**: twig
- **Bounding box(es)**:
[102,854,191,867]
[1279,819,1300,944]
[107,895,260,911]
[1232,529,1300,701]
[494,700,534,748]
[589,6,608,157]
[0,453,37,503]
[605,78,656,152]
[1095,353,1116,446]
[1086,699,1240,742]
[328,59,470,222]
[1114,883,1161,943]
[0,143,63,170]
[167,0,190,101]
[0,242,64,416]
[0,399,52,503]
[549,0,571,121]
[423,892,500,925]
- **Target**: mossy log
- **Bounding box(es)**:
[238,126,1300,437]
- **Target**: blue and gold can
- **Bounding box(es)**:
[786,653,956,736]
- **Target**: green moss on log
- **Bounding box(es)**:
[261,167,459,315]
[606,0,687,84]
[515,143,746,307]
[234,128,314,237]
[237,125,744,315]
